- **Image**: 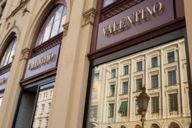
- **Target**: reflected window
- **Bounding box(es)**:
[137,61,142,71]
[123,65,129,75]
[151,56,158,68]
[136,78,142,91]
[111,69,116,78]
[151,96,159,113]
[36,5,67,46]
[169,93,178,112]
[108,103,114,118]
[167,51,175,63]
[151,75,158,89]
[168,70,176,85]
[0,37,16,68]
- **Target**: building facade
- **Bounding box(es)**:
[0,0,191,128]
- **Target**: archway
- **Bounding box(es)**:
[169,122,180,128]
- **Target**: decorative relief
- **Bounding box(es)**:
[63,22,69,36]
[21,48,30,60]
[82,8,96,27]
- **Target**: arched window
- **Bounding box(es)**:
[36,4,67,46]
[0,37,16,68]
[151,124,160,128]
[121,125,126,128]
[169,122,180,128]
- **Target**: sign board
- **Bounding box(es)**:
[24,45,60,79]
[96,0,174,50]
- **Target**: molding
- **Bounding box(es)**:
[63,22,69,36]
[21,48,30,60]
[6,0,30,20]
[82,8,96,27]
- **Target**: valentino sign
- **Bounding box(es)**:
[24,45,60,79]
[103,2,164,37]
[96,0,174,50]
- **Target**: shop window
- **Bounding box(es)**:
[108,103,114,118]
[168,93,178,112]
[118,101,127,116]
[151,56,158,68]
[151,75,158,89]
[168,70,176,85]
[136,61,142,71]
[167,51,175,63]
[13,82,54,128]
[36,5,67,46]
[103,0,116,7]
[151,96,159,113]
[0,37,16,68]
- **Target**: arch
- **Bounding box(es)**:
[120,125,126,128]
[23,0,70,50]
[151,123,160,128]
[169,122,180,128]
[35,4,67,46]
[135,124,142,128]
[0,31,18,68]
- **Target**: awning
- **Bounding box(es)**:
[118,101,127,113]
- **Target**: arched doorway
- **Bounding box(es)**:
[151,123,160,128]
[135,124,142,128]
[169,122,180,128]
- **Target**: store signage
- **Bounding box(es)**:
[97,0,174,50]
[24,45,60,79]
[103,2,164,37]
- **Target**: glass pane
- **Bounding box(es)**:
[42,17,54,43]
[86,38,190,128]
[103,0,116,7]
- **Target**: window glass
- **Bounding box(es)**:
[168,70,176,85]
[111,69,116,78]
[167,51,175,63]
[36,5,67,46]
[122,81,128,94]
[137,61,142,71]
[151,56,158,68]
[108,103,114,118]
[0,37,16,68]
[103,0,116,7]
[151,96,159,113]
[168,93,178,112]
[136,78,142,91]
[123,65,129,75]
[86,39,190,128]
[151,75,158,89]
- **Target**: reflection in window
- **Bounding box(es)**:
[122,81,128,94]
[111,69,116,78]
[151,56,158,68]
[108,103,114,118]
[0,37,16,68]
[151,75,158,89]
[103,0,116,7]
[109,84,115,97]
[123,65,129,75]
[169,93,178,112]
[151,96,159,113]
[136,61,142,71]
[167,51,175,63]
[36,5,67,46]
[168,70,176,85]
